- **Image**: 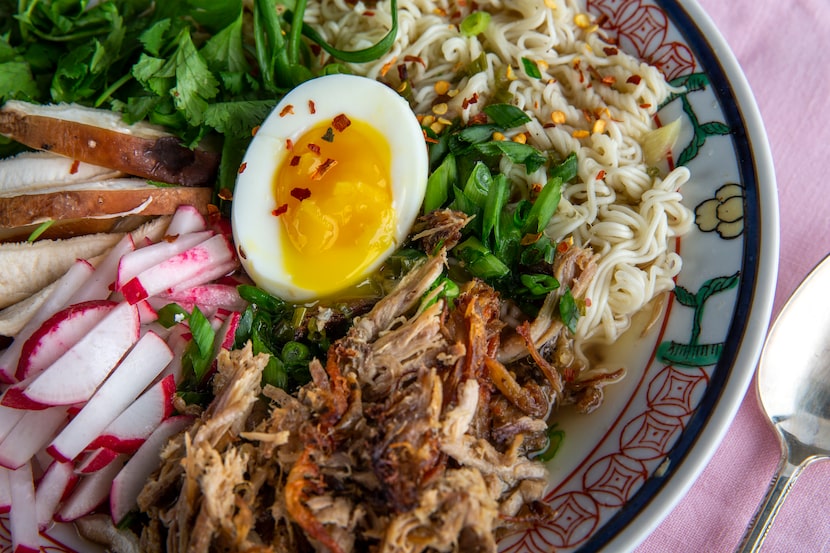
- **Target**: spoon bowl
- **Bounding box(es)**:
[737,253,830,552]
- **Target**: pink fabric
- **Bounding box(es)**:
[636,0,830,551]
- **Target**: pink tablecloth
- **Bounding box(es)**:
[636,0,830,551]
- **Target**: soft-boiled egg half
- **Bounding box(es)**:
[232,74,428,302]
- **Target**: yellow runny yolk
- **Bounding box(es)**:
[274,117,395,296]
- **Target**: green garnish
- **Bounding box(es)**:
[459,11,491,37]
[521,57,542,79]
[26,220,54,242]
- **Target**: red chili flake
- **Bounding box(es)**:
[311,158,338,180]
[310,44,322,56]
[279,104,294,117]
[461,92,479,109]
[404,55,426,67]
[290,155,301,167]
[596,170,606,180]
[458,0,467,6]
[640,103,652,109]
[218,188,234,201]
[595,14,609,27]
[397,63,408,82]
[557,241,570,253]
[603,47,619,56]
[69,159,80,174]
[626,75,642,85]
[291,187,312,201]
[602,75,617,85]
[585,297,593,307]
[363,10,375,16]
[251,125,260,137]
[562,367,576,383]
[238,162,247,174]
[332,114,351,132]
[272,204,289,216]
[307,143,321,155]
[380,57,397,77]
[468,112,488,125]
[308,100,316,114]
[163,234,180,243]
[286,138,294,150]
[578,70,585,84]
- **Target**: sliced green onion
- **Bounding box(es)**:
[462,161,492,209]
[455,236,510,280]
[26,220,54,242]
[483,103,531,128]
[262,355,287,388]
[559,288,579,333]
[520,273,560,297]
[482,173,509,250]
[462,51,488,76]
[282,341,310,365]
[522,176,562,234]
[423,152,456,213]
[237,284,287,314]
[156,303,189,328]
[521,57,542,79]
[536,423,565,462]
[459,11,491,36]
[290,0,398,63]
[476,140,547,173]
[549,151,578,183]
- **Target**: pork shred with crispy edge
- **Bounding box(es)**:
[129,236,609,553]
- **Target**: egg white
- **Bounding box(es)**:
[232,74,428,302]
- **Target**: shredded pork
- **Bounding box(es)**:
[136,245,601,553]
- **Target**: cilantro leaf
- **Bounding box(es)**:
[170,28,219,127]
[0,61,39,101]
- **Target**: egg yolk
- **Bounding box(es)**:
[274,117,395,296]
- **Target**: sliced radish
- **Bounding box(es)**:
[136,299,159,325]
[87,375,175,454]
[18,302,140,407]
[0,406,68,469]
[115,229,214,291]
[162,259,239,299]
[46,331,173,463]
[121,234,236,305]
[0,405,25,443]
[15,299,117,381]
[68,233,135,305]
[158,283,246,312]
[0,259,95,383]
[0,465,9,514]
[110,415,193,524]
[165,204,207,236]
[8,462,40,552]
[156,326,190,385]
[55,455,126,523]
[35,460,77,530]
[74,448,120,474]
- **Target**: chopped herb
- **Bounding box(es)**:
[459,11,491,37]
[26,220,54,242]
[321,127,335,142]
[521,57,542,79]
[559,288,580,333]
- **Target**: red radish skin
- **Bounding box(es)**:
[87,375,175,454]
[15,299,117,381]
[74,448,119,474]
[158,283,246,312]
[34,461,77,530]
[46,331,173,463]
[54,455,126,523]
[121,234,236,304]
[109,415,193,524]
[0,259,95,383]
[115,229,214,291]
[17,302,140,407]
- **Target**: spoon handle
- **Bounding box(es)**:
[735,456,805,553]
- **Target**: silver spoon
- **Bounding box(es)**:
[736,253,830,552]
